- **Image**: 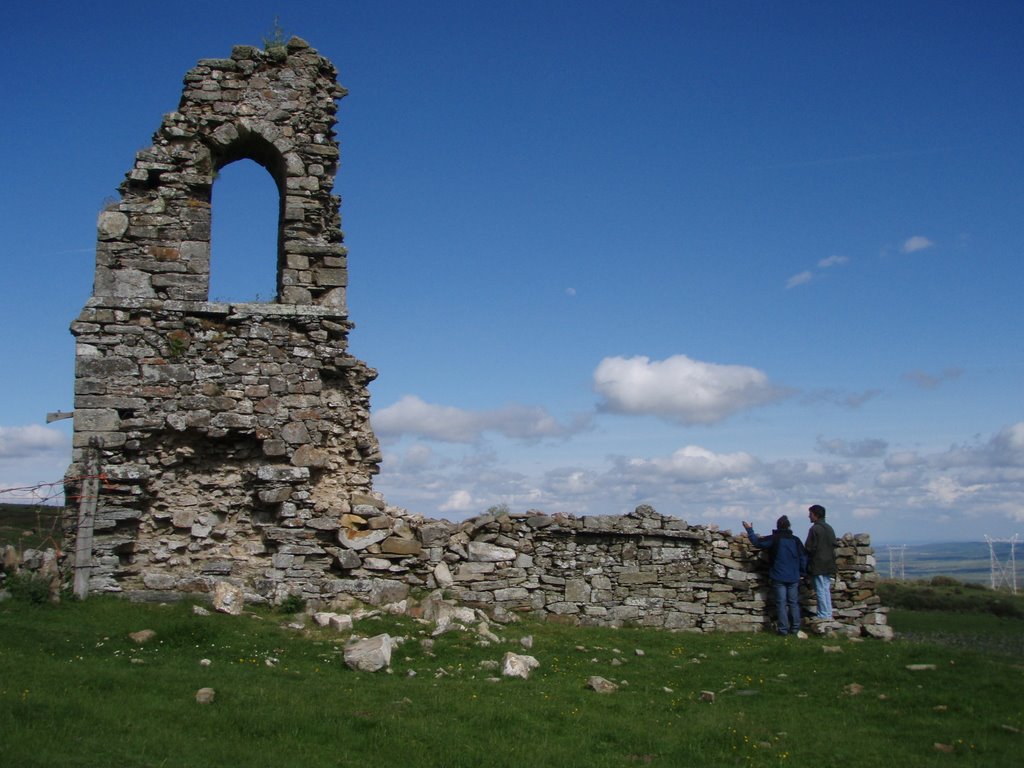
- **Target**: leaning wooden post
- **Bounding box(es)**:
[73,442,100,600]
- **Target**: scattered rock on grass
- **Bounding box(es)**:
[344,634,393,672]
[502,652,540,679]
[195,687,216,704]
[587,676,619,694]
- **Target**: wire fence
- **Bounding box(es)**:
[0,474,108,505]
[0,474,108,556]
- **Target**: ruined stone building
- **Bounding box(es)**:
[63,38,888,637]
[67,38,381,598]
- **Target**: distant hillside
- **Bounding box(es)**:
[877,540,1020,586]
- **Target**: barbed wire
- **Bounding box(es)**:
[0,474,109,505]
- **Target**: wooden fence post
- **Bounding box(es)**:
[73,443,100,600]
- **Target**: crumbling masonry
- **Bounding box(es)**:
[64,39,889,637]
[67,38,381,598]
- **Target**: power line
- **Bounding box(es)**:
[887,545,906,580]
[985,534,1019,594]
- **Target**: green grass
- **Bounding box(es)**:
[2,592,1022,768]
[879,577,1024,619]
[0,503,64,552]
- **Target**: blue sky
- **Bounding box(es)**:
[1,1,1021,544]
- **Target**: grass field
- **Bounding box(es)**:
[1,585,1022,768]
[0,503,64,552]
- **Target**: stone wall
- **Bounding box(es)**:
[315,503,888,636]
[65,38,380,594]
[79,498,886,636]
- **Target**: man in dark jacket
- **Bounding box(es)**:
[805,504,838,620]
[743,515,808,636]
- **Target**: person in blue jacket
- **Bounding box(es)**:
[742,515,808,636]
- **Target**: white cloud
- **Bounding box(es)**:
[594,354,789,425]
[565,287,577,297]
[764,459,851,489]
[924,476,978,504]
[901,235,934,253]
[875,469,921,488]
[816,436,888,458]
[0,425,67,458]
[935,422,1024,470]
[373,395,590,443]
[619,445,759,483]
[851,506,881,519]
[787,255,848,290]
[989,422,1024,466]
[439,489,475,512]
[818,255,849,268]
[369,419,1024,540]
[786,270,813,289]
[543,467,599,496]
[885,451,921,469]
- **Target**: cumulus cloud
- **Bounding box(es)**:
[618,445,759,483]
[903,367,963,390]
[885,451,921,469]
[901,235,934,253]
[875,469,922,488]
[764,459,851,489]
[786,271,813,289]
[0,425,67,458]
[816,436,888,458]
[543,467,599,496]
[368,417,1024,539]
[439,489,475,513]
[373,395,591,443]
[936,422,1024,470]
[594,354,789,425]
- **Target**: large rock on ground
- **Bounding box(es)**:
[212,581,244,615]
[344,634,392,672]
[501,652,540,679]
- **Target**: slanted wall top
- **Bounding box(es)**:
[94,37,350,309]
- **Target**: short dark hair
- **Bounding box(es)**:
[776,515,791,530]
[808,504,826,518]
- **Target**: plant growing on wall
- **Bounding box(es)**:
[165,330,190,359]
[263,17,288,60]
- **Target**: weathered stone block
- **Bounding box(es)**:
[467,541,516,562]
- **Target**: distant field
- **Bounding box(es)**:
[877,541,1020,585]
[0,503,65,551]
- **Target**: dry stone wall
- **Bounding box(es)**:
[315,503,888,636]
